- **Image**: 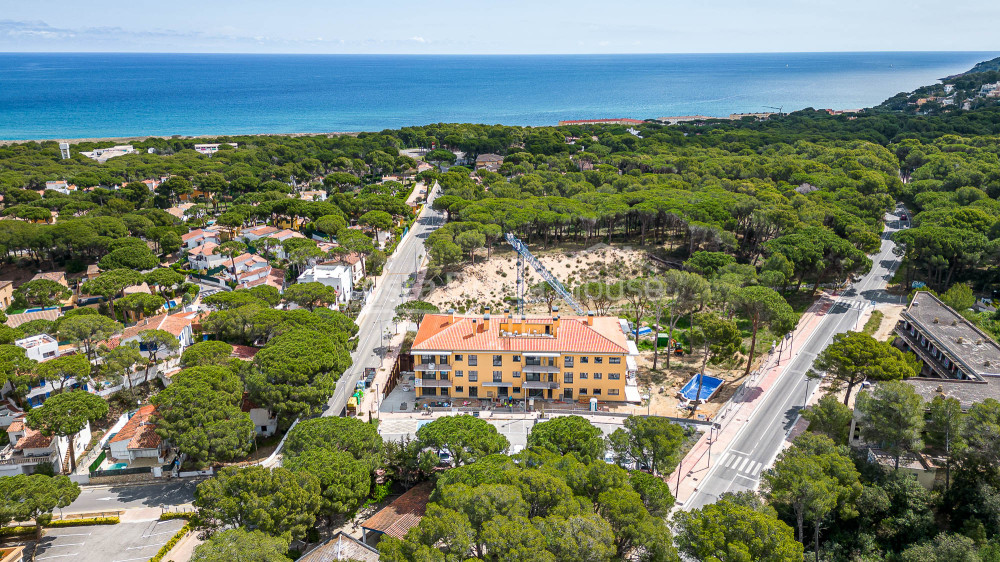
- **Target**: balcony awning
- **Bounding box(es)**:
[523,352,560,358]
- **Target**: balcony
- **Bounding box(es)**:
[895,323,968,380]
[522,364,559,374]
[0,446,60,466]
[522,380,560,390]
[415,363,452,372]
[414,378,453,388]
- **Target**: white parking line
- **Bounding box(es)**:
[46,532,91,537]
[36,554,81,560]
[126,542,168,550]
[146,529,181,536]
[46,543,84,547]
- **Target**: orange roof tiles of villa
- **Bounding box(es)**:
[245,226,279,236]
[100,312,194,349]
[12,423,54,450]
[110,405,161,450]
[412,314,628,354]
[361,481,433,540]
[188,241,219,256]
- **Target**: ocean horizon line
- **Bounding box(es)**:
[1,49,997,57]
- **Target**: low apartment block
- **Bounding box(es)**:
[410,309,640,404]
[895,291,1000,381]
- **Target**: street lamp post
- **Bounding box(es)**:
[675,457,682,499]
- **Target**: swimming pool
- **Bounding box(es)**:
[108,462,128,470]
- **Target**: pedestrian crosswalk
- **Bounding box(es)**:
[719,452,764,479]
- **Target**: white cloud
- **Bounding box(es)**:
[410,36,426,43]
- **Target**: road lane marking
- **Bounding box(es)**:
[46,532,91,537]
[46,543,84,547]
[36,555,81,560]
[729,449,751,456]
[736,457,749,472]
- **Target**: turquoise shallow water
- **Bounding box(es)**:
[0,51,995,139]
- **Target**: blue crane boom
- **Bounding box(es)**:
[505,232,586,316]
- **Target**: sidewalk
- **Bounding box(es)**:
[664,293,836,505]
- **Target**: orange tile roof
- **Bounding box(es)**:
[12,422,54,450]
[7,418,24,433]
[159,313,196,337]
[31,271,66,284]
[361,482,432,539]
[5,308,61,328]
[111,405,161,450]
[230,345,260,361]
[181,229,205,242]
[99,312,193,349]
[244,226,279,237]
[272,229,304,238]
[412,314,628,354]
[188,241,219,256]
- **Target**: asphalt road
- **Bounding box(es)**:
[324,183,444,417]
[684,205,906,510]
[66,480,200,513]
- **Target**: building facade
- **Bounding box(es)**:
[410,310,638,403]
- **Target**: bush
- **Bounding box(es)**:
[47,516,119,527]
[0,525,38,537]
[149,523,190,562]
[158,512,194,521]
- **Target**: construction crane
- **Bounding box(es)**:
[505,233,585,316]
[765,105,784,115]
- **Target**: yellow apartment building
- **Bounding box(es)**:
[410,309,640,404]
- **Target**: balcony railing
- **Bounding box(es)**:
[522,380,560,390]
[415,363,452,372]
[414,378,453,388]
[522,364,559,374]
[0,447,60,466]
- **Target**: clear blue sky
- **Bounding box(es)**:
[2,0,997,54]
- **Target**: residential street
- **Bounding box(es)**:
[683,206,906,510]
[65,480,200,514]
[323,183,443,416]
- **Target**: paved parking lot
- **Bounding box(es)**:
[34,519,186,562]
[378,415,626,454]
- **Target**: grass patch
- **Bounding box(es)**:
[863,310,885,336]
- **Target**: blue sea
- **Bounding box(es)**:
[0,52,995,140]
